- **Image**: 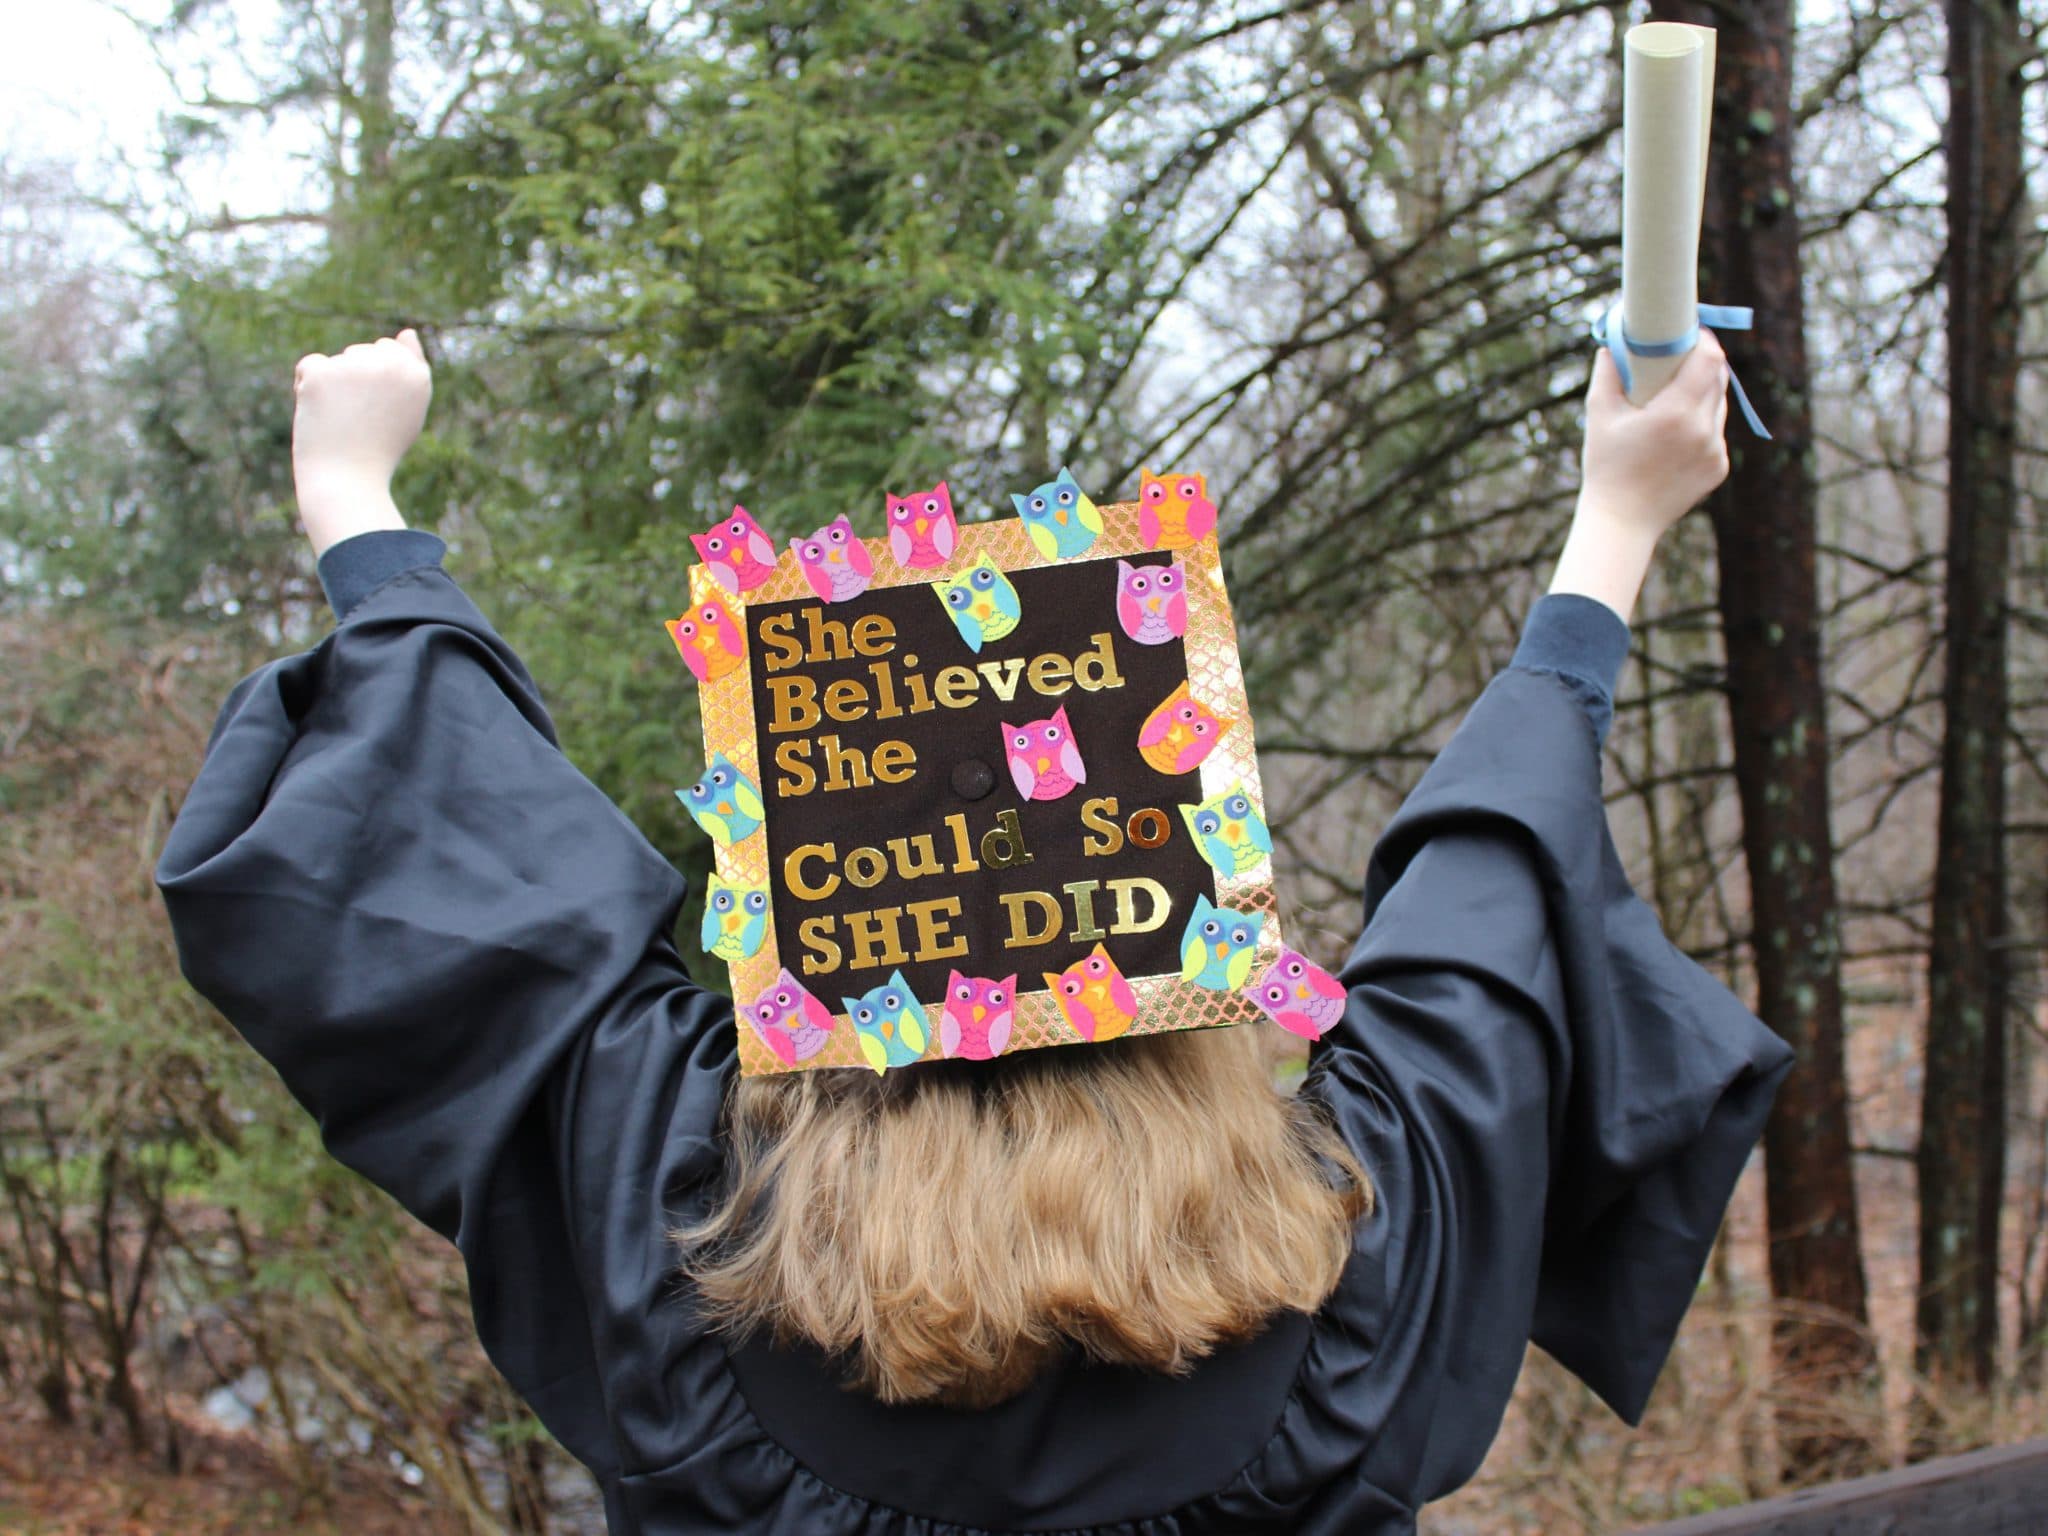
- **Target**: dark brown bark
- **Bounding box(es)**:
[1915,0,2025,1421]
[1657,0,1878,1479]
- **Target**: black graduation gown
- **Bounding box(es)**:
[156,563,1794,1535]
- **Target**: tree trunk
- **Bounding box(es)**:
[336,0,398,257]
[357,0,397,185]
[1657,0,1878,1480]
[1915,0,2025,1428]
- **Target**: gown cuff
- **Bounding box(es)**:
[1509,592,1632,746]
[317,528,448,620]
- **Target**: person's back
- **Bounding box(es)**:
[156,326,1790,1533]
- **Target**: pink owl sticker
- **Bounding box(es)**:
[940,971,1017,1060]
[664,596,746,684]
[885,482,960,570]
[747,970,837,1065]
[790,516,875,603]
[692,505,779,594]
[1137,682,1233,775]
[1003,705,1086,801]
[1242,949,1347,1042]
[1114,558,1189,646]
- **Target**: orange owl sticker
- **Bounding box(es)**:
[1137,682,1234,775]
[675,470,1289,1077]
[1045,944,1140,1042]
[665,596,746,684]
[1137,468,1218,550]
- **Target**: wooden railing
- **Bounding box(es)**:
[1630,1439,2048,1534]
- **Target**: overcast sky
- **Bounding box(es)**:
[1,0,333,272]
[1,2,177,170]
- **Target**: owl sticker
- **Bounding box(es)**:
[842,970,931,1074]
[1180,784,1273,877]
[932,554,1022,653]
[1012,467,1102,561]
[747,970,836,1065]
[1114,558,1188,646]
[691,505,780,594]
[1137,469,1218,551]
[886,482,960,570]
[790,516,875,603]
[1243,949,1346,1042]
[701,876,769,962]
[1003,705,1086,801]
[676,755,765,844]
[1179,895,1265,992]
[940,971,1017,1060]
[664,596,745,684]
[1137,682,1233,775]
[1043,944,1140,1043]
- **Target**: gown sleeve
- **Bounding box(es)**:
[155,560,737,1480]
[1301,657,1795,1509]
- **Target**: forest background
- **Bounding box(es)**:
[3,1,2044,1531]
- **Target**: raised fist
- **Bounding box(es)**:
[292,329,432,554]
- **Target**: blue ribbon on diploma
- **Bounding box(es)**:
[1589,302,1772,440]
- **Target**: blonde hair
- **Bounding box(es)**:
[674,1022,1372,1409]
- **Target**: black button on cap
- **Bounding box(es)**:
[952,758,997,800]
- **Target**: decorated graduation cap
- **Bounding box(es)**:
[667,468,1337,1077]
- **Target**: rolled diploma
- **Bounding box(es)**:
[1618,22,1717,403]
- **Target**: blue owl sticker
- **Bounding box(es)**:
[1180,784,1273,877]
[931,553,1022,653]
[1011,466,1103,560]
[841,969,931,1074]
[701,875,769,961]
[1178,894,1265,991]
[676,754,765,844]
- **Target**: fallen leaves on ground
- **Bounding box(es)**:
[0,1394,465,1536]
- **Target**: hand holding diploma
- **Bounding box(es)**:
[1549,334,1731,624]
[1592,22,1770,440]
